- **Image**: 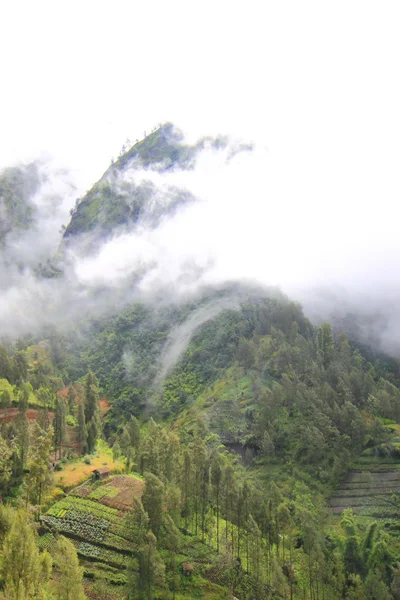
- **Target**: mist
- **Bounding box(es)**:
[1,129,400,364]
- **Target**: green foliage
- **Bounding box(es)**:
[0,509,52,600]
[52,536,86,600]
[0,163,39,244]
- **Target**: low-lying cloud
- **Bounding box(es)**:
[1,130,400,359]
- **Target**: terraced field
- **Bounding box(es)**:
[40,474,144,581]
[329,421,400,530]
[329,466,400,517]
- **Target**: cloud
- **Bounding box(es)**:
[0,130,400,362]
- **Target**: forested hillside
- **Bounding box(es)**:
[1,128,400,599]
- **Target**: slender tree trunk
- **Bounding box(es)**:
[216,486,219,552]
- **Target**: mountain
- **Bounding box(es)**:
[1,126,400,599]
[61,123,231,254]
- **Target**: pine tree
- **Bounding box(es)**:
[181,449,192,531]
[142,472,164,537]
[0,432,13,493]
[14,411,30,476]
[26,426,54,508]
[53,396,67,460]
[211,451,222,552]
[77,401,87,454]
[0,509,52,600]
[84,372,100,453]
[128,415,141,450]
[67,385,75,414]
[53,536,86,600]
[126,499,165,600]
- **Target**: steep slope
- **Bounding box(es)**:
[0,163,40,246]
[61,123,228,253]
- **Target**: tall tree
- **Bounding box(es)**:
[84,372,100,453]
[126,498,165,600]
[67,385,75,414]
[0,509,52,600]
[211,451,222,552]
[26,426,54,508]
[317,322,334,369]
[0,432,13,495]
[53,396,67,460]
[77,401,87,455]
[53,536,86,600]
[142,472,164,537]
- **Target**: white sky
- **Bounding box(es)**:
[1,1,400,308]
[1,0,399,194]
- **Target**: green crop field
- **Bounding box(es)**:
[40,474,144,572]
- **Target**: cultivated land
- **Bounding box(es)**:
[41,474,144,583]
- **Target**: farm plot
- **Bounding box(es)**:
[329,468,400,517]
[72,474,144,511]
[40,475,143,569]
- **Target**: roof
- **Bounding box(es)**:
[92,467,110,474]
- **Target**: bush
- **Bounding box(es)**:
[83,455,91,465]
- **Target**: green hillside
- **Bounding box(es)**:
[2,128,400,599]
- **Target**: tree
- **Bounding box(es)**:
[129,531,165,600]
[126,499,165,600]
[128,415,141,450]
[142,472,164,537]
[54,396,67,459]
[162,513,180,599]
[14,411,30,476]
[236,338,256,371]
[53,536,86,600]
[84,372,100,453]
[364,570,391,600]
[26,426,54,508]
[0,432,13,493]
[12,351,28,383]
[211,452,223,551]
[0,509,52,600]
[126,497,150,545]
[67,385,75,414]
[317,322,334,369]
[0,344,12,381]
[77,401,87,454]
[18,383,29,413]
[112,440,121,464]
[181,449,192,531]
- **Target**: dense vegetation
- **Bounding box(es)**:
[2,287,400,598]
[2,127,400,599]
[0,163,39,245]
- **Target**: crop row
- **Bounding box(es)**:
[49,496,119,520]
[104,531,132,551]
[41,514,133,552]
[41,515,108,544]
[339,482,400,490]
[89,486,120,500]
[331,488,400,498]
[329,496,389,507]
[76,541,129,568]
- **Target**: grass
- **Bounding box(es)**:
[54,440,124,491]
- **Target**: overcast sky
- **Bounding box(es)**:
[1,1,400,345]
[2,1,399,192]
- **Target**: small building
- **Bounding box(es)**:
[92,467,110,481]
[182,562,194,576]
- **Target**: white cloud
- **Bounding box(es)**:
[1,1,400,352]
